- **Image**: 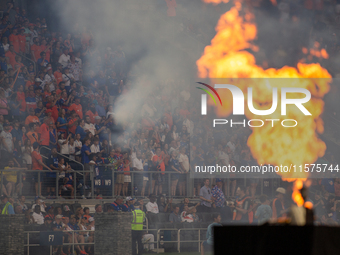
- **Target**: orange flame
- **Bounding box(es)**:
[270,0,277,6]
[196,1,332,205]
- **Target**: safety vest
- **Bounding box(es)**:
[1,202,11,215]
[271,198,286,220]
[131,208,145,231]
[233,196,253,223]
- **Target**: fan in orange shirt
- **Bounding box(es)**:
[5,45,16,67]
[25,108,40,126]
[54,64,63,85]
[68,97,83,119]
[30,38,43,62]
[16,85,26,113]
[18,28,26,54]
[26,123,40,144]
[25,74,35,90]
[85,102,98,123]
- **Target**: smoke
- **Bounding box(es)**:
[53,0,213,126]
[52,0,340,127]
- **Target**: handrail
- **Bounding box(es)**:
[156,228,179,254]
[14,51,36,75]
[39,145,85,174]
[24,229,94,255]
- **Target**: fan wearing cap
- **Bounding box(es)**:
[45,205,55,220]
[41,215,53,231]
[122,197,135,212]
[271,187,287,221]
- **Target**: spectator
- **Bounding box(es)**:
[58,48,70,68]
[31,142,52,197]
[200,213,222,255]
[199,178,212,213]
[151,147,165,196]
[1,123,14,161]
[169,205,182,223]
[122,196,135,212]
[110,196,123,211]
[255,195,272,225]
[271,187,287,221]
[145,195,159,224]
[157,195,173,213]
[32,197,46,213]
[18,195,28,211]
[3,159,25,197]
[181,205,196,223]
[211,178,226,212]
[95,204,102,213]
[169,150,181,196]
[1,195,14,214]
[83,207,91,223]
[230,185,252,224]
[32,204,44,224]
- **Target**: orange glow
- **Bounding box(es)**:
[304,201,313,210]
[270,0,277,6]
[196,0,332,206]
[302,47,308,54]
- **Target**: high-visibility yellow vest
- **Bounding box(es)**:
[1,202,11,215]
[131,209,145,231]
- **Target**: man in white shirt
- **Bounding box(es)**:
[32,204,44,225]
[62,67,74,88]
[145,195,159,214]
[44,67,56,92]
[132,152,144,194]
[32,197,46,213]
[178,147,189,173]
[84,116,96,136]
[90,138,101,153]
[58,48,70,68]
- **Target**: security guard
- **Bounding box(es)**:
[1,195,14,214]
[132,201,145,255]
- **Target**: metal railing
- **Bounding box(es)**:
[25,229,94,255]
[0,168,89,199]
[15,51,36,75]
[0,166,278,199]
[39,145,86,196]
[24,226,208,254]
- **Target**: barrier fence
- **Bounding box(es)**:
[0,167,281,199]
[25,229,94,255]
[24,227,207,254]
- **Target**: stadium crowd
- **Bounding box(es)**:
[0,2,340,254]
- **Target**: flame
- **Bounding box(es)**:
[270,0,277,6]
[302,46,329,59]
[196,1,332,205]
